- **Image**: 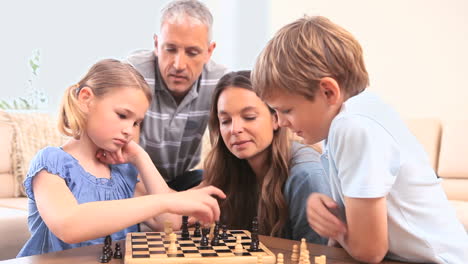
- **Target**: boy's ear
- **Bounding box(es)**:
[77,87,94,113]
[272,112,279,131]
[319,77,341,105]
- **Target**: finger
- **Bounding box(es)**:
[204,186,226,199]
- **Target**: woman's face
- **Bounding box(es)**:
[217,86,278,161]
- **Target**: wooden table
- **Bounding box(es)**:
[1,235,408,264]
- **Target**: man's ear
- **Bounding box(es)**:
[77,87,94,113]
[318,77,342,105]
[153,34,159,56]
[207,41,216,60]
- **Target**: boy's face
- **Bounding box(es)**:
[265,84,341,144]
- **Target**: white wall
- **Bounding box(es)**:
[270,0,468,120]
[0,0,269,114]
[2,0,467,121]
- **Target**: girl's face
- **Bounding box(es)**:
[84,87,149,152]
[217,86,278,162]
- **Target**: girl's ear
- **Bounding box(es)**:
[77,87,94,113]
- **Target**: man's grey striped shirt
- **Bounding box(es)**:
[127,50,227,182]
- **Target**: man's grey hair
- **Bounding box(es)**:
[160,0,213,41]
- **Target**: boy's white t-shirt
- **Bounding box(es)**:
[322,90,468,263]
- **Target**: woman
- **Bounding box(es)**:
[202,71,330,243]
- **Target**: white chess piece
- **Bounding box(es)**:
[234,235,243,254]
[277,253,284,264]
[167,233,177,254]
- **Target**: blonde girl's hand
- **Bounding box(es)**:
[96,141,143,165]
[164,186,226,224]
[306,192,347,240]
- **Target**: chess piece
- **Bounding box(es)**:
[277,253,284,264]
[314,255,326,264]
[257,254,263,264]
[164,220,173,235]
[104,235,113,256]
[291,244,299,263]
[181,216,190,239]
[168,233,178,254]
[211,221,220,246]
[113,242,122,259]
[221,224,228,239]
[193,221,201,237]
[250,217,259,251]
[234,235,243,254]
[200,227,210,246]
[99,244,110,263]
[304,249,310,264]
[209,222,216,240]
[300,238,307,253]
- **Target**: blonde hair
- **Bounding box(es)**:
[252,16,369,100]
[58,59,151,139]
[203,71,291,237]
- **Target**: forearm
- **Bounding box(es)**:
[53,194,169,244]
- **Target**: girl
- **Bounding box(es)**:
[17,59,225,257]
[202,71,330,244]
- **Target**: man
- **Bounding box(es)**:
[127,0,227,191]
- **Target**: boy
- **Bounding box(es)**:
[252,16,468,263]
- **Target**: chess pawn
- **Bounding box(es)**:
[291,244,299,263]
[277,253,284,264]
[221,224,228,239]
[200,227,210,246]
[168,233,178,254]
[113,242,122,259]
[234,235,243,254]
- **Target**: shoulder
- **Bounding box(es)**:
[202,60,228,80]
[287,142,328,188]
[125,50,156,73]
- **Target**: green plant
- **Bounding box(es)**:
[0,49,48,110]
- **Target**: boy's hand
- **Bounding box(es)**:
[306,193,347,239]
[96,141,144,165]
[164,186,226,225]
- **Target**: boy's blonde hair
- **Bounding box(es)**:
[58,59,151,139]
[252,16,369,100]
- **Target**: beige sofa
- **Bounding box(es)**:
[0,111,66,260]
[0,111,467,260]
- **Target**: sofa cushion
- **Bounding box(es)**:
[450,200,468,232]
[0,207,29,260]
[0,116,15,198]
[0,111,67,197]
[438,120,468,179]
[405,118,441,171]
[0,197,28,211]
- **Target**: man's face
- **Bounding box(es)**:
[155,19,215,101]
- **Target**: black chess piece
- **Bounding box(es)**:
[250,217,260,251]
[181,215,190,239]
[193,221,201,237]
[105,244,113,260]
[211,221,220,246]
[113,242,122,259]
[221,224,228,239]
[99,244,110,263]
[200,227,210,246]
[104,235,112,246]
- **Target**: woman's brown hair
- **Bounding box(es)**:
[203,71,291,236]
[58,59,151,139]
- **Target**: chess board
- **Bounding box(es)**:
[124,230,276,264]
